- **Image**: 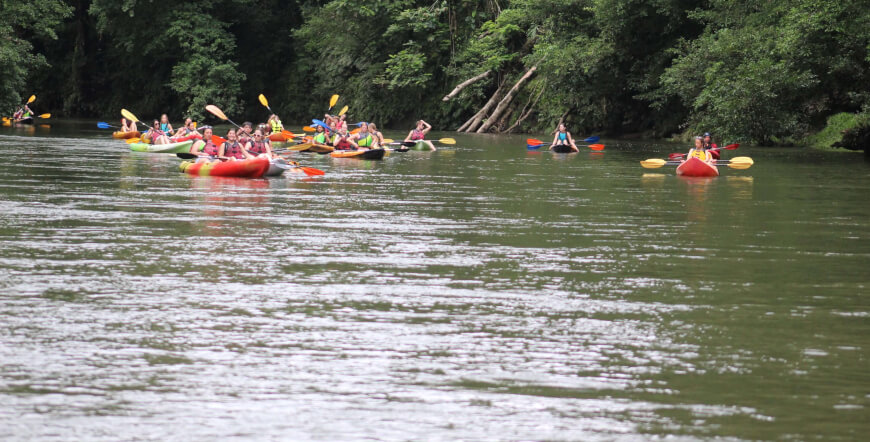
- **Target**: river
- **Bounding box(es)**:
[1,120,868,440]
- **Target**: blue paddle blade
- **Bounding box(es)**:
[354,122,365,126]
[97,122,111,129]
[527,144,542,150]
[311,118,331,132]
[583,136,600,143]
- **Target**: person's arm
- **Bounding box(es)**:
[218,142,229,161]
[551,133,559,147]
[404,130,414,142]
[567,132,578,149]
[348,134,360,148]
[264,140,273,157]
[420,120,432,134]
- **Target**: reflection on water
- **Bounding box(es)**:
[0,126,868,440]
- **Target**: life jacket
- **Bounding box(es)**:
[314,132,328,144]
[556,131,568,144]
[410,129,425,141]
[222,141,246,159]
[689,148,710,161]
[202,140,219,156]
[357,132,373,147]
[248,140,268,155]
[160,123,170,133]
[333,135,353,150]
[270,119,283,134]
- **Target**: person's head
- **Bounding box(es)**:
[152,119,160,129]
[227,128,236,141]
[203,127,213,140]
[253,129,264,140]
[694,136,703,149]
[160,114,169,124]
[339,114,346,122]
[339,127,348,136]
[316,125,324,133]
[268,114,277,121]
[703,132,712,143]
[359,122,369,132]
[369,123,378,132]
[416,120,424,129]
[243,122,253,133]
[184,118,193,127]
[558,123,567,132]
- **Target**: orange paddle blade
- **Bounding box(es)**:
[212,135,227,145]
[205,104,228,121]
[526,138,544,146]
[588,144,605,151]
[350,128,360,134]
[282,130,296,138]
[300,167,325,176]
[302,126,315,132]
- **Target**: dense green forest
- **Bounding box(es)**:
[2,0,869,146]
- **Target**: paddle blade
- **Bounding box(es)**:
[258,94,269,108]
[587,144,605,151]
[382,138,394,144]
[125,138,141,144]
[27,95,36,104]
[97,122,111,129]
[212,135,227,145]
[121,109,140,123]
[282,130,296,139]
[302,126,315,132]
[725,156,754,169]
[205,105,228,121]
[1,117,9,123]
[350,128,360,134]
[329,94,339,109]
[300,166,325,176]
[338,105,348,116]
[438,137,456,145]
[527,144,542,150]
[640,159,667,168]
[176,153,197,160]
[724,143,740,150]
[668,153,686,160]
[38,113,50,119]
[583,136,600,143]
[526,138,544,146]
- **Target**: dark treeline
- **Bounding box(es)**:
[3,0,870,145]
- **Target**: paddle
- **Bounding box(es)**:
[36,113,50,119]
[175,153,325,176]
[526,136,600,150]
[328,95,339,111]
[640,156,754,169]
[669,143,740,160]
[396,137,457,147]
[205,104,243,129]
[302,126,315,132]
[258,94,274,113]
[97,122,118,129]
[338,105,348,117]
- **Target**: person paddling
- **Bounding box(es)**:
[349,122,378,149]
[404,120,435,151]
[685,136,713,163]
[192,127,218,160]
[332,127,354,150]
[244,128,275,158]
[702,132,720,160]
[173,118,200,141]
[312,125,331,146]
[550,123,579,152]
[219,129,255,161]
[121,118,136,133]
[159,114,174,135]
[267,114,284,135]
[145,119,171,145]
[237,121,254,146]
[369,123,385,146]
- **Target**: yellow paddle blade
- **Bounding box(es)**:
[38,113,51,119]
[640,159,667,168]
[338,105,348,116]
[302,126,315,132]
[382,138,394,144]
[121,108,140,123]
[726,156,754,169]
[27,95,36,104]
[288,143,312,151]
[192,122,197,129]
[1,117,8,123]
[329,94,339,108]
[438,137,456,145]
[205,104,228,120]
[125,138,141,144]
[258,94,269,108]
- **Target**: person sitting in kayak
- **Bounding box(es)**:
[267,114,283,135]
[686,136,713,163]
[120,118,136,133]
[13,105,32,121]
[173,118,201,141]
[332,127,354,150]
[237,121,254,145]
[369,123,386,146]
[159,114,174,136]
[702,132,720,160]
[244,128,275,158]
[219,129,255,161]
[145,119,172,145]
[312,125,331,146]
[192,127,218,160]
[404,120,435,151]
[349,122,379,149]
[550,123,579,152]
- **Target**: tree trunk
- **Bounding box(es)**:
[458,76,509,132]
[476,66,537,133]
[505,82,546,133]
[443,70,490,101]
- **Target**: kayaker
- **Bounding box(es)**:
[332,127,354,150]
[219,128,255,161]
[336,114,348,132]
[369,123,386,146]
[702,132,720,160]
[686,136,713,163]
[145,119,172,145]
[244,128,275,158]
[268,114,284,135]
[349,122,378,149]
[159,114,174,135]
[192,127,219,159]
[121,118,136,133]
[550,123,578,152]
[404,120,435,151]
[238,121,254,145]
[173,118,200,140]
[312,125,331,146]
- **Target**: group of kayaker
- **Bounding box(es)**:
[686,132,720,162]
[12,105,33,122]
[305,114,436,152]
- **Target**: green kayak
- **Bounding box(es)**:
[130,140,194,153]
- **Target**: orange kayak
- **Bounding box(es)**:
[329,148,385,160]
[179,157,270,178]
[269,133,287,142]
[112,131,140,139]
[676,157,719,177]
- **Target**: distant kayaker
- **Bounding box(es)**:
[159,114,174,135]
[13,105,32,121]
[686,136,713,163]
[244,128,275,158]
[267,114,283,135]
[404,120,435,151]
[145,119,172,145]
[369,123,385,146]
[312,125,330,146]
[192,127,218,159]
[220,129,255,161]
[121,118,136,133]
[238,121,254,145]
[173,118,200,140]
[550,123,578,152]
[349,122,378,149]
[702,132,720,160]
[332,127,354,150]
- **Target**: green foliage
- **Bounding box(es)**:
[804,112,870,149]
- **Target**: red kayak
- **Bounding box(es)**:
[269,133,287,142]
[676,157,719,177]
[179,157,270,178]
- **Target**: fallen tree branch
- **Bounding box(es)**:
[476,65,537,133]
[443,70,490,101]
